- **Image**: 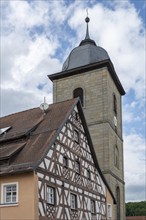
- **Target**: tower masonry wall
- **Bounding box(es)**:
[52,66,125,220]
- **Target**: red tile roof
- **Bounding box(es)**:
[0,99,78,175]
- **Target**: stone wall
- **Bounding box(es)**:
[53,66,125,219]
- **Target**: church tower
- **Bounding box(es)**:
[49,16,125,220]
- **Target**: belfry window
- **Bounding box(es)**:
[73,88,84,106]
[113,94,117,116]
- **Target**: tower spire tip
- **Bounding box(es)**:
[85,9,90,39]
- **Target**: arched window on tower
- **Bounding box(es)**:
[116,186,120,220]
[73,88,84,106]
[115,145,119,168]
[113,94,117,116]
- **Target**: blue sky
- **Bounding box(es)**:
[0,0,145,202]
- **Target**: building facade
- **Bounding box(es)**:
[49,17,125,220]
[0,99,115,220]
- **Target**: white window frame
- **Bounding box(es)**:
[46,186,55,205]
[1,182,18,205]
[107,203,112,218]
[70,193,77,210]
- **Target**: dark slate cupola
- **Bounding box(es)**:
[49,16,125,96]
[62,16,109,71]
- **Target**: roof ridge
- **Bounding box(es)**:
[0,107,40,119]
[1,99,78,119]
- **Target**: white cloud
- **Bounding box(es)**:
[1,0,63,116]
[124,132,145,201]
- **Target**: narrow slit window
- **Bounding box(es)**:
[63,156,68,168]
[113,94,117,116]
[75,160,80,174]
[107,204,112,218]
[74,130,79,143]
[115,145,119,168]
[87,169,91,180]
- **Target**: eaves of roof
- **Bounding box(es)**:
[48,59,125,96]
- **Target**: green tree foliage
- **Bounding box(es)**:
[126,201,146,216]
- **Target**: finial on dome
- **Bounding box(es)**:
[85,9,90,39]
[79,10,96,46]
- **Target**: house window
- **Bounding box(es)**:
[70,193,77,209]
[107,204,112,218]
[74,130,79,143]
[87,169,91,180]
[75,160,80,174]
[46,186,55,205]
[73,88,84,106]
[91,199,96,214]
[63,156,68,168]
[2,183,18,204]
[113,94,117,116]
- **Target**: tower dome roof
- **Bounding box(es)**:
[62,16,109,71]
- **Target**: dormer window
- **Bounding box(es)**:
[0,126,12,135]
[73,88,84,106]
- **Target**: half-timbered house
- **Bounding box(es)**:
[0,98,115,220]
